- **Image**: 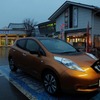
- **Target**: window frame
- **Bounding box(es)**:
[25,39,46,56]
[16,39,27,50]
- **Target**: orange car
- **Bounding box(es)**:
[8,37,100,95]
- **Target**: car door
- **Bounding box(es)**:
[12,39,27,68]
[21,39,45,77]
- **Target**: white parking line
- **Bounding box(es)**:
[0,65,38,100]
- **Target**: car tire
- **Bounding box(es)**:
[42,71,60,95]
[9,58,17,72]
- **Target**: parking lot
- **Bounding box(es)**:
[0,47,100,100]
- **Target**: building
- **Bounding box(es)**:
[0,23,41,47]
[38,21,56,37]
[0,23,26,47]
[49,1,100,50]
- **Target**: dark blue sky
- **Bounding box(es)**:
[0,0,100,28]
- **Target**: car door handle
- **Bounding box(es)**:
[23,53,26,56]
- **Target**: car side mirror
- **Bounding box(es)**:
[38,48,46,57]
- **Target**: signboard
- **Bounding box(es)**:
[73,7,78,27]
[60,24,65,40]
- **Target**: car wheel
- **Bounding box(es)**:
[9,58,17,72]
[42,71,60,95]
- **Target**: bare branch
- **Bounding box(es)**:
[23,18,35,37]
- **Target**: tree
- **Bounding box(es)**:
[23,18,36,37]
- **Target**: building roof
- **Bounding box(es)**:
[8,23,25,30]
[38,21,55,26]
[49,1,100,20]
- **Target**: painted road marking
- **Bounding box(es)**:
[0,65,62,100]
[0,65,94,100]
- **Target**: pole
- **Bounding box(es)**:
[86,22,90,52]
[60,24,65,40]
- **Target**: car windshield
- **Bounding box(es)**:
[40,39,77,54]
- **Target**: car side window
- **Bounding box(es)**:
[26,39,39,53]
[16,39,26,49]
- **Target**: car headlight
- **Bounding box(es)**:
[86,53,98,60]
[54,56,84,72]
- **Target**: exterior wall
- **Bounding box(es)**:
[0,34,25,47]
[93,15,100,48]
[0,30,26,47]
[93,15,100,35]
[55,6,94,50]
[38,21,56,36]
[56,13,65,32]
[50,2,100,51]
[56,6,92,32]
[77,7,92,29]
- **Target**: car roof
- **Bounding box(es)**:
[35,37,54,40]
[17,37,59,42]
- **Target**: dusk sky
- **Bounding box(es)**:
[0,0,100,28]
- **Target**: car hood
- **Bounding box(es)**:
[53,52,97,68]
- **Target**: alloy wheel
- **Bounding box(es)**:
[43,73,58,94]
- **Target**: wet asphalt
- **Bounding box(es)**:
[0,47,100,100]
[0,47,29,100]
